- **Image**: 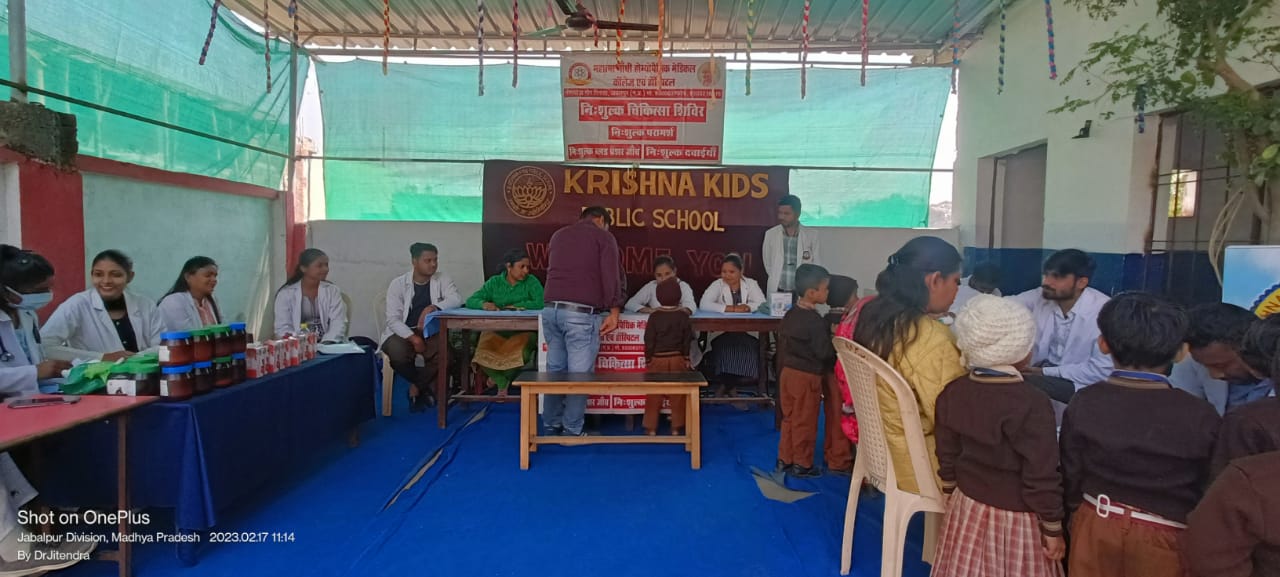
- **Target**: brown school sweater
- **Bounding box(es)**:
[1185,452,1280,577]
[643,308,693,360]
[935,371,1064,536]
[1212,397,1280,480]
[1060,376,1221,524]
[779,306,835,376]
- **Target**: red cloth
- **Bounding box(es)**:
[833,295,875,443]
[932,489,1065,577]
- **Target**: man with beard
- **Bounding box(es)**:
[1010,249,1113,398]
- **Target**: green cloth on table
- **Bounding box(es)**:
[60,353,161,395]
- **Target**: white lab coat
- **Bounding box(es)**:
[762,224,821,296]
[699,277,767,313]
[0,452,37,546]
[0,312,40,398]
[382,271,462,343]
[157,292,221,333]
[624,279,698,313]
[40,289,162,361]
[1010,286,1113,390]
[274,281,349,341]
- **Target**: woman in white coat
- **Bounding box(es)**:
[273,249,348,341]
[158,256,221,333]
[0,246,94,573]
[42,250,162,362]
[698,253,767,396]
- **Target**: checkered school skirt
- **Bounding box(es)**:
[931,489,1065,577]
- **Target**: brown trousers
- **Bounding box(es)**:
[779,368,853,470]
[381,333,442,396]
[643,355,688,432]
[1068,504,1186,577]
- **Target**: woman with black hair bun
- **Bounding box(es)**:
[157,256,221,332]
[42,249,163,361]
[464,248,544,396]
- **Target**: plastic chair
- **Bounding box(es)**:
[373,291,395,417]
[833,336,945,577]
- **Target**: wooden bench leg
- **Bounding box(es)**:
[689,387,701,470]
[520,388,532,470]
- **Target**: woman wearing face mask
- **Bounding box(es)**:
[273,249,348,342]
[0,246,94,577]
[699,254,768,397]
[158,256,221,333]
[464,248,544,396]
[42,250,163,362]
[0,245,71,395]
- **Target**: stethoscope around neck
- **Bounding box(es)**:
[0,310,40,363]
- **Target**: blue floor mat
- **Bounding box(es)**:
[57,398,930,577]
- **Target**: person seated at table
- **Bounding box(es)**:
[274,248,348,342]
[464,248,544,397]
[42,250,162,362]
[852,236,966,493]
[0,246,91,576]
[158,256,221,332]
[699,254,767,398]
[625,255,696,315]
[643,278,695,436]
[383,242,461,411]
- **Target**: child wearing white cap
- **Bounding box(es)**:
[931,294,1066,577]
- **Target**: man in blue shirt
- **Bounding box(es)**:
[1181,303,1273,412]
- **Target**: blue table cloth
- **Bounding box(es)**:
[37,351,377,536]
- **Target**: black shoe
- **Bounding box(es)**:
[545,425,564,436]
[787,465,822,478]
[776,459,793,474]
[828,466,853,477]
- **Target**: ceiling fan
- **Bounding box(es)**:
[526,0,659,37]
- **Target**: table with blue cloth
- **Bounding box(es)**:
[34,350,378,564]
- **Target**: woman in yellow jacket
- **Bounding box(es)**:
[853,236,966,493]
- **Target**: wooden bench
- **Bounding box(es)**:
[514,371,707,470]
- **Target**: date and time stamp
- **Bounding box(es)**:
[13,509,295,561]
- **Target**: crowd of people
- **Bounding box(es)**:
[2,189,1279,576]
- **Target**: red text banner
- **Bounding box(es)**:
[562,55,726,165]
[482,160,788,300]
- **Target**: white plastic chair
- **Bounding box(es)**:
[373,291,395,416]
[833,336,945,577]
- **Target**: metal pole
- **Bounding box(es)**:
[8,0,27,103]
[286,43,299,197]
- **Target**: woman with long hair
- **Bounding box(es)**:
[465,248,544,396]
[42,250,163,361]
[852,236,966,492]
[157,256,221,332]
[273,248,348,341]
[699,254,768,397]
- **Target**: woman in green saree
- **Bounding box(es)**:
[465,248,544,396]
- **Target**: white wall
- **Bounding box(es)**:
[956,1,1280,254]
[310,220,959,340]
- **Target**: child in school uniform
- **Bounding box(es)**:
[932,294,1065,577]
[643,278,695,436]
[1060,292,1221,577]
[777,264,852,478]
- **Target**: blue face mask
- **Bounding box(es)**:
[6,287,53,311]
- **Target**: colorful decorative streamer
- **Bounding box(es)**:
[616,0,626,64]
[745,0,755,95]
[998,0,1006,93]
[1044,0,1057,79]
[199,0,222,65]
[382,0,391,75]
[1135,84,1147,133]
[656,0,665,86]
[477,0,485,95]
[950,0,959,94]
[708,0,716,75]
[860,0,869,86]
[513,0,519,87]
[800,0,810,98]
[263,0,271,92]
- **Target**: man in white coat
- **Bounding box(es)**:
[762,195,821,297]
[382,243,461,412]
[1010,249,1113,395]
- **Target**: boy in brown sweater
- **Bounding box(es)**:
[1060,292,1220,577]
[777,264,852,478]
[642,278,694,436]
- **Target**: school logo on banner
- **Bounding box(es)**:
[503,166,556,219]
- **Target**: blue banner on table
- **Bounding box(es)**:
[482,160,790,299]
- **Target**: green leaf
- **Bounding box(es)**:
[1264,144,1280,161]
